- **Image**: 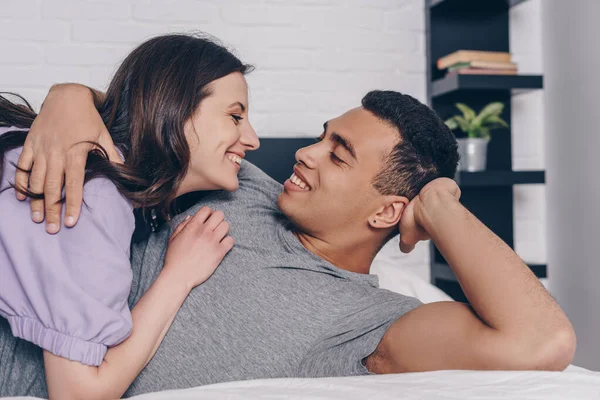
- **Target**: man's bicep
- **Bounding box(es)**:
[367,301,526,373]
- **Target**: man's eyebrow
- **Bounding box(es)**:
[330,132,357,160]
[228,101,246,112]
[323,121,357,160]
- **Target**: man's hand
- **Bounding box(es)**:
[16,84,114,234]
[398,178,461,253]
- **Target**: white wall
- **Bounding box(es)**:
[510,0,547,271]
[0,0,431,278]
[0,0,547,284]
[542,0,600,371]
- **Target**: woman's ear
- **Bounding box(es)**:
[368,196,409,229]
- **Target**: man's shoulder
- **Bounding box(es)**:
[238,160,282,195]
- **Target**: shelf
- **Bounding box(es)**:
[455,170,545,187]
[431,74,543,98]
[428,0,528,9]
[432,262,547,283]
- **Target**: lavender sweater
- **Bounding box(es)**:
[0,127,135,366]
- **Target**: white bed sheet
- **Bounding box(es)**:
[125,366,600,400]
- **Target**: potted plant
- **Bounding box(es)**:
[445,102,509,172]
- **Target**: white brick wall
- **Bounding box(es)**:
[510,0,547,273]
[0,0,430,279]
[0,0,544,284]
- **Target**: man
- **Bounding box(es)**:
[0,90,575,397]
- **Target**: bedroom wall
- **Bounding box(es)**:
[0,0,545,285]
[541,0,600,371]
[0,0,432,279]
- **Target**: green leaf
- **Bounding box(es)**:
[473,102,504,126]
[453,115,470,133]
[481,127,491,140]
[483,115,509,129]
[456,103,476,122]
[445,118,458,130]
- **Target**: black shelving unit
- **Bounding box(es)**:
[428,0,529,9]
[426,0,546,301]
[455,170,545,186]
[432,74,543,97]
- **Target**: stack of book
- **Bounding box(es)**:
[437,50,517,76]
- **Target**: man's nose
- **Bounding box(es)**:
[295,142,319,169]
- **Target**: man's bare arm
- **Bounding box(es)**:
[367,179,575,373]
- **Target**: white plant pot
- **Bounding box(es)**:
[457,138,489,172]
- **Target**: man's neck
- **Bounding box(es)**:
[293,230,379,275]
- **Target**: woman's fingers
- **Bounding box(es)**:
[170,215,192,242]
[212,220,230,242]
[15,143,34,201]
[204,210,225,231]
[219,236,235,255]
[64,152,88,227]
[43,155,66,234]
[28,157,47,224]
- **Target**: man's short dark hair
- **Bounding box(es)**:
[362,90,459,200]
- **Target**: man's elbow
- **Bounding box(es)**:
[531,325,577,371]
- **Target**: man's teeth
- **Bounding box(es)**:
[227,154,242,165]
[290,173,310,190]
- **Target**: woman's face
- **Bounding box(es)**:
[178,72,259,195]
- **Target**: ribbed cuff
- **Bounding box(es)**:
[7,315,107,366]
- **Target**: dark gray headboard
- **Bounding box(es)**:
[245,138,315,184]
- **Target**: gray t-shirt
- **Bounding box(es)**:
[0,161,421,398]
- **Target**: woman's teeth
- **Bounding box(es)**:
[227,154,242,165]
[290,173,310,190]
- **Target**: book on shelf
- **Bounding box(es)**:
[446,68,518,75]
[448,60,517,71]
[437,50,512,70]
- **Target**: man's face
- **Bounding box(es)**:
[277,107,400,239]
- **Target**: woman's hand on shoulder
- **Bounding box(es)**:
[16,83,114,234]
[164,207,234,291]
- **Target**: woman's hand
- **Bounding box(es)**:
[15,83,115,234]
[164,207,235,291]
[44,206,234,400]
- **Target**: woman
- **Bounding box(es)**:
[0,33,259,399]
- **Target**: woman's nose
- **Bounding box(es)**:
[241,122,260,150]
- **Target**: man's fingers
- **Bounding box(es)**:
[399,239,416,254]
[28,158,47,223]
[15,144,33,201]
[43,157,66,234]
[64,153,87,227]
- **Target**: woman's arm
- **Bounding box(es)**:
[15,83,115,234]
[44,266,188,400]
[44,207,234,400]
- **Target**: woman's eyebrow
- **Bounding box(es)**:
[227,101,246,112]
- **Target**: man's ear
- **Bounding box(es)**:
[368,196,409,229]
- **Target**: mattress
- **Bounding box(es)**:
[124,366,600,400]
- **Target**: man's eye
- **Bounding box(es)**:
[232,115,243,124]
[330,152,344,165]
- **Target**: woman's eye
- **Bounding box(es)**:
[232,115,243,125]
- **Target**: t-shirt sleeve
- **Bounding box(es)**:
[0,148,135,367]
[298,288,422,377]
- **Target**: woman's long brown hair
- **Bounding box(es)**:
[0,33,252,225]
